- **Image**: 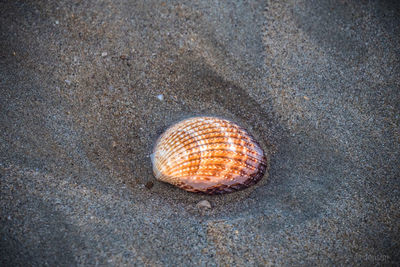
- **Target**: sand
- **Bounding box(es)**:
[1,0,399,265]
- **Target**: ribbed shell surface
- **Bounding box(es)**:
[152,117,267,194]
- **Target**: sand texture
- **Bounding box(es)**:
[1,0,399,265]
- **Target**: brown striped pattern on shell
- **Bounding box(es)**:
[152,117,267,194]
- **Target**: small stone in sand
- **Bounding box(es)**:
[112,141,117,148]
[157,94,164,101]
[196,200,211,209]
[101,52,108,57]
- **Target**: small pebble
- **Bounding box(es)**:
[55,20,59,25]
[196,200,211,209]
[65,79,71,85]
[101,52,108,57]
[157,94,164,101]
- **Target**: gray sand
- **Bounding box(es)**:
[1,0,399,265]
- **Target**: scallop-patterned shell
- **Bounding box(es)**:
[152,117,267,194]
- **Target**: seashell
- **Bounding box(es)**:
[152,117,267,194]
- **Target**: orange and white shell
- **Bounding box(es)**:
[152,117,267,194]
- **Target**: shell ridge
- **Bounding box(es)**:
[158,141,265,176]
[166,155,260,174]
[181,147,265,162]
[156,125,248,166]
[160,141,266,177]
[174,141,263,160]
[156,120,220,167]
[169,157,258,175]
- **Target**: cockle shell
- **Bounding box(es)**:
[152,117,267,194]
